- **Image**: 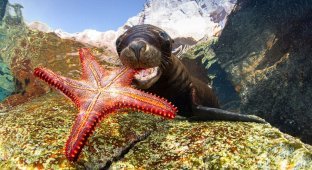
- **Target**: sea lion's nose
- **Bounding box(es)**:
[129,41,146,59]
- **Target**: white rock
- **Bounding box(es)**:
[26,0,236,49]
[53,29,119,52]
[27,21,53,33]
[118,0,236,40]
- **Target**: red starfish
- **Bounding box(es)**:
[33,48,177,161]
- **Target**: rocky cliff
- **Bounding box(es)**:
[29,0,237,51]
[123,0,236,40]
[194,0,312,144]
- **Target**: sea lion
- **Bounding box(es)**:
[116,24,265,123]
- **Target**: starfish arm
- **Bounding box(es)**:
[34,67,94,106]
[64,110,103,161]
[79,48,108,87]
[65,93,117,161]
[113,87,177,119]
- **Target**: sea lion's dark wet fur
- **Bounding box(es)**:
[116,24,265,123]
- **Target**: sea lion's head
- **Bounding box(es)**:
[116,24,174,89]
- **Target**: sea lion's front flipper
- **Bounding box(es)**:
[189,105,266,123]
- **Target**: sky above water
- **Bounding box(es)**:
[9,0,146,33]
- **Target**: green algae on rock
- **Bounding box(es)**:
[0,92,163,169]
[111,120,312,169]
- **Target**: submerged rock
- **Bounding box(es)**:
[0,92,163,169]
[182,0,312,144]
[0,0,7,22]
[111,121,312,169]
[0,59,14,101]
[213,0,312,144]
[0,92,311,169]
[0,0,119,110]
[182,38,242,111]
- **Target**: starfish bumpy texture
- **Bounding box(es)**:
[34,48,177,161]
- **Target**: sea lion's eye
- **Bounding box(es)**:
[115,38,121,46]
[159,31,169,40]
[115,38,123,54]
